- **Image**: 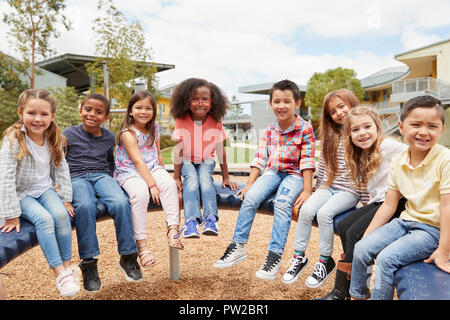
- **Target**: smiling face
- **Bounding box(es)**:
[189,85,212,121]
[129,97,155,129]
[18,98,55,142]
[79,98,109,133]
[328,96,350,125]
[269,89,301,130]
[349,114,379,150]
[399,106,445,157]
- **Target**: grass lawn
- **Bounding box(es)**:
[161,146,255,164]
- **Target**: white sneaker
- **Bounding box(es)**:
[282,255,309,284]
[56,269,80,297]
[305,258,336,288]
[214,243,247,268]
[255,251,282,281]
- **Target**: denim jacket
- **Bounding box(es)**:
[0,126,72,219]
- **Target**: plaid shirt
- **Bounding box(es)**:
[251,115,315,176]
[0,126,72,219]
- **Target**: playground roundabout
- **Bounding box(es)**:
[2,174,342,300]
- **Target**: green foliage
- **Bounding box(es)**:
[49,87,81,131]
[3,0,71,88]
[229,95,244,117]
[0,52,28,135]
[159,135,178,150]
[305,67,364,124]
[86,0,159,107]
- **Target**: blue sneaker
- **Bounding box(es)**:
[182,217,200,238]
[202,215,218,236]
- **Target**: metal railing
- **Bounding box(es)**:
[392,77,446,96]
[382,112,401,134]
[369,100,401,112]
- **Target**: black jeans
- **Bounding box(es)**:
[336,197,407,263]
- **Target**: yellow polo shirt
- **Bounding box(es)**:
[388,144,450,228]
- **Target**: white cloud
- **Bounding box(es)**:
[401,30,442,52]
[1,0,449,101]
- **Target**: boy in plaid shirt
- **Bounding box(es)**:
[214,80,315,280]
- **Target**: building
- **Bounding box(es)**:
[36,53,175,94]
[361,39,450,145]
[0,51,68,90]
[237,82,309,144]
[155,83,177,134]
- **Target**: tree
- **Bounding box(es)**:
[304,67,364,125]
[49,87,81,131]
[3,0,71,89]
[0,52,28,135]
[87,0,158,108]
[229,95,243,140]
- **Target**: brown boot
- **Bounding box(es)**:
[316,256,352,300]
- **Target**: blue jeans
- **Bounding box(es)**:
[181,159,217,222]
[233,169,304,255]
[294,186,359,256]
[71,173,137,259]
[20,188,72,269]
[349,218,440,300]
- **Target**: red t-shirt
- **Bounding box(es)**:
[173,114,226,163]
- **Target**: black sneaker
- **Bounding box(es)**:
[282,254,309,284]
[119,252,143,282]
[255,251,282,280]
[305,257,336,288]
[79,259,102,292]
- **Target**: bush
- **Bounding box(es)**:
[160,135,178,150]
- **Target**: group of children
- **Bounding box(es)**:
[0,77,449,300]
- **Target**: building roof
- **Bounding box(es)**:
[36,53,175,93]
[395,39,450,59]
[361,66,410,89]
[239,82,307,95]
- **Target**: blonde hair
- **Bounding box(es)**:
[319,88,359,185]
[343,105,383,187]
[3,89,66,166]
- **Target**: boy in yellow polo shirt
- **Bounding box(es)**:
[349,95,450,300]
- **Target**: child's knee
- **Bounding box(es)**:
[74,201,97,216]
[298,205,316,222]
[128,189,149,206]
[353,238,374,263]
[316,208,334,225]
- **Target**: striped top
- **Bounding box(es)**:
[250,114,316,177]
[314,139,370,205]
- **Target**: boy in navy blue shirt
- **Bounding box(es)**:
[63,93,142,292]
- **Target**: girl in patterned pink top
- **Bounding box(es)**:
[114,91,183,268]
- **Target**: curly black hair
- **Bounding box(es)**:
[170,78,229,122]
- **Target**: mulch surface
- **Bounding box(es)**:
[1,175,343,300]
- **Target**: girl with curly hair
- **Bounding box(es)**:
[282,89,369,288]
[318,105,407,300]
[170,78,238,238]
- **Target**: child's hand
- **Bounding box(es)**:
[294,190,312,209]
[222,178,239,190]
[64,202,75,218]
[175,178,183,194]
[149,185,161,206]
[424,248,450,273]
[236,184,252,200]
[0,217,20,233]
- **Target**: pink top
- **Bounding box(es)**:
[173,114,226,163]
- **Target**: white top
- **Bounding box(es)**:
[367,137,408,204]
[26,136,53,198]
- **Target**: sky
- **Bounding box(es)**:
[1,0,450,106]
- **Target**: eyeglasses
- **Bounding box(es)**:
[190,98,211,106]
